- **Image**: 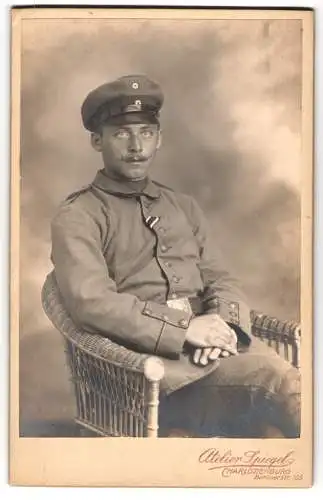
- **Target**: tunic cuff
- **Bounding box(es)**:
[142,301,192,358]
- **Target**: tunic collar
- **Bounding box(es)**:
[92,169,161,199]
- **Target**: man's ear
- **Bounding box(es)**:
[90,132,103,152]
[156,129,162,150]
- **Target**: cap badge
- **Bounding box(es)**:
[131,82,139,89]
[125,99,142,113]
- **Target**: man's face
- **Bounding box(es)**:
[91,121,161,181]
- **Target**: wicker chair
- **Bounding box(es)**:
[41,273,301,438]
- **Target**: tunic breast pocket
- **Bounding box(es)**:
[112,219,156,285]
[161,211,200,259]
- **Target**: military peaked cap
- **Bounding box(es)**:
[81,75,164,131]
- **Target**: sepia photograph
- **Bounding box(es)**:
[10,7,313,487]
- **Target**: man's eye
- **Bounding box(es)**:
[141,129,154,138]
[114,130,129,139]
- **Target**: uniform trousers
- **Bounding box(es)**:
[158,336,300,438]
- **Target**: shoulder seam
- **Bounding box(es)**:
[151,180,174,192]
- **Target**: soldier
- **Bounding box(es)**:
[48,75,300,438]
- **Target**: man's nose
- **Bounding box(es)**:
[128,134,143,153]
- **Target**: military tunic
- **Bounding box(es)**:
[50,169,251,394]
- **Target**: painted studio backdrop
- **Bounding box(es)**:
[19,18,302,433]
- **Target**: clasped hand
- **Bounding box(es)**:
[185,313,238,366]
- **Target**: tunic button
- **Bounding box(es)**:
[160,245,168,252]
[178,319,188,328]
[173,276,180,283]
[162,315,169,322]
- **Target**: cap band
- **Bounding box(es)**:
[105,112,160,126]
[89,102,160,130]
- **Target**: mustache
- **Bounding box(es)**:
[122,155,149,163]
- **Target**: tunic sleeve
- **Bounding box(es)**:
[50,202,193,358]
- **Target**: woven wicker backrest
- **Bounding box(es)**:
[250,311,301,368]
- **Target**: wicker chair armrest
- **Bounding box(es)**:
[250,310,301,344]
[41,273,151,374]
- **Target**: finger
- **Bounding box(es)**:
[200,348,212,366]
[193,348,202,365]
[228,330,238,352]
[206,337,238,355]
[212,314,235,333]
[220,350,230,358]
[209,320,235,342]
[222,344,238,355]
[229,327,238,344]
[207,326,238,351]
[208,347,222,361]
[205,329,234,345]
[221,322,238,345]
